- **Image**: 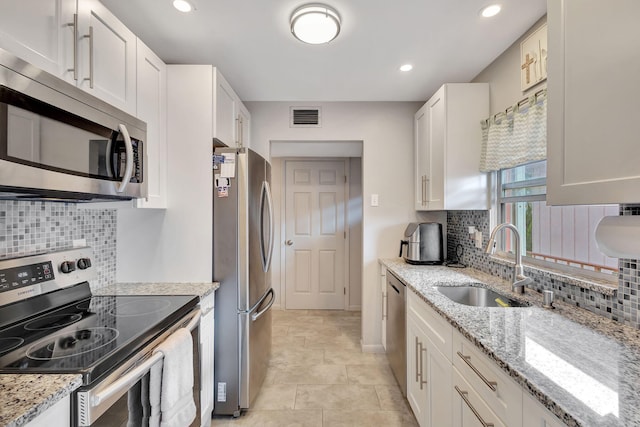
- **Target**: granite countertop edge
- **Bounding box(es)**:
[0,374,82,427]
[379,258,640,427]
[94,282,220,297]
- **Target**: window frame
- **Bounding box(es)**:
[494,161,618,281]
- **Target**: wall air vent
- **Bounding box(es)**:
[290,107,321,127]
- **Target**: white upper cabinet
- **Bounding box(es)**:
[547,0,640,205]
[0,0,76,82]
[77,0,137,115]
[213,68,250,148]
[415,83,489,211]
[135,38,167,209]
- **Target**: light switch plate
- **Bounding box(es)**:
[474,231,483,249]
[371,194,379,207]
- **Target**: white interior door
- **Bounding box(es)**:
[285,160,347,310]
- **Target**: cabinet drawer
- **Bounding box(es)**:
[453,367,507,427]
[453,331,522,427]
[407,291,452,361]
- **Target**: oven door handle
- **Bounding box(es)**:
[91,309,201,407]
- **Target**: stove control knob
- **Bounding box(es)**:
[60,261,76,274]
[77,258,92,270]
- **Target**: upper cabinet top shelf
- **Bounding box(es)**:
[547,0,640,205]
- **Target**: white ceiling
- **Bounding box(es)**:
[100,0,546,102]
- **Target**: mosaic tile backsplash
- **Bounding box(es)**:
[0,201,116,291]
[447,206,640,329]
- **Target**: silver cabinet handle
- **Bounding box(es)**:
[415,337,420,383]
[418,340,427,390]
[83,26,94,88]
[67,13,78,80]
[116,124,134,193]
[421,175,427,205]
[381,293,387,320]
[457,351,497,392]
[285,240,293,246]
[455,386,494,427]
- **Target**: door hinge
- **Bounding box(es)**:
[344,231,347,239]
[344,175,347,184]
[344,287,346,295]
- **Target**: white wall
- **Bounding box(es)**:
[246,101,446,350]
[117,65,213,282]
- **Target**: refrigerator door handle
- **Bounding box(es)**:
[260,181,275,273]
[250,288,275,322]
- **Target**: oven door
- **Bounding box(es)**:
[74,309,201,427]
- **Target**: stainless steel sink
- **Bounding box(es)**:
[436,285,530,308]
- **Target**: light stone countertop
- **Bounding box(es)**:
[94,282,219,298]
[380,258,640,427]
[1,282,218,427]
[0,374,82,427]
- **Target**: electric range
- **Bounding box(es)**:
[0,247,201,426]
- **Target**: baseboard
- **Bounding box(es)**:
[361,343,385,354]
[348,305,361,311]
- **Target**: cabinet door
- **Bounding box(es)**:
[237,102,251,148]
[407,315,428,425]
[425,87,445,210]
[415,104,429,210]
[0,0,76,82]
[522,393,565,427]
[213,69,237,147]
[135,39,167,209]
[427,341,452,426]
[547,0,640,204]
[199,298,215,427]
[77,0,137,114]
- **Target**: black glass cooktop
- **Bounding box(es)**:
[0,291,198,384]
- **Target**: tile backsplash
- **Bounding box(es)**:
[0,201,117,290]
[447,207,640,329]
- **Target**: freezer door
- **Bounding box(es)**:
[239,288,275,408]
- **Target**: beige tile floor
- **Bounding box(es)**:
[212,309,418,427]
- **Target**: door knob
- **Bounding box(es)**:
[285,240,293,246]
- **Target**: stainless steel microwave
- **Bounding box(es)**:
[0,49,146,201]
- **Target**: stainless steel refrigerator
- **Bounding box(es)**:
[212,147,275,417]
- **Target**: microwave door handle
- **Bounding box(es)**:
[116,124,134,193]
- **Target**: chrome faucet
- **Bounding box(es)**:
[485,223,532,294]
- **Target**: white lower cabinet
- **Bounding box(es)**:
[452,331,522,427]
[523,393,565,427]
[407,292,452,427]
[24,395,70,427]
[453,367,507,427]
[199,292,215,427]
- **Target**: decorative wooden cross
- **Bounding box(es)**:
[521,53,535,84]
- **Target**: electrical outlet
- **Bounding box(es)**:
[474,231,483,249]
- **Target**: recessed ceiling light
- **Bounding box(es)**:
[291,4,341,45]
[400,64,413,72]
[173,0,193,13]
[480,4,501,18]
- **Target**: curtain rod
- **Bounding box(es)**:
[481,88,547,127]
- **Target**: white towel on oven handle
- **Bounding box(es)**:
[149,327,196,427]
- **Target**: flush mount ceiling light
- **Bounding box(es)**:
[400,64,413,72]
[290,4,341,45]
[480,4,502,18]
[173,0,194,13]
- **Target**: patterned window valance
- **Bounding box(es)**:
[479,90,547,172]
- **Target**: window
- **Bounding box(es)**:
[497,160,618,276]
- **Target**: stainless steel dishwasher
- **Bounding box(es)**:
[386,271,406,396]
